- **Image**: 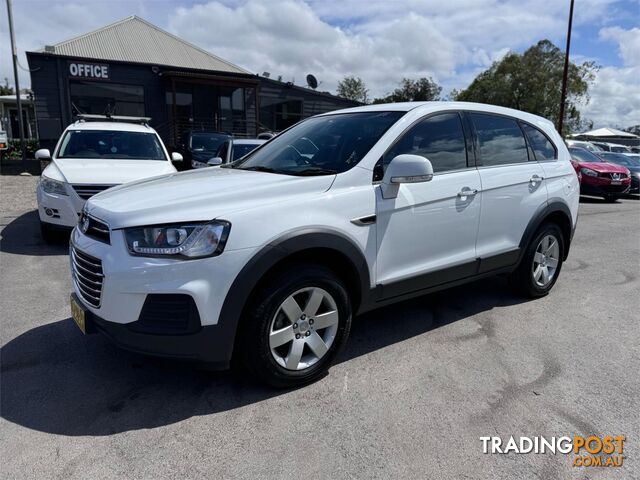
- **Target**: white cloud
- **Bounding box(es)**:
[1,0,637,127]
[583,26,640,128]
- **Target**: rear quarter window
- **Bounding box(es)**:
[469,113,529,166]
[521,124,557,161]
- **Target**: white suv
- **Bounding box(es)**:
[36,116,180,242]
[69,102,579,387]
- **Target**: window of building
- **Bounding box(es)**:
[260,98,303,132]
[383,113,468,174]
[70,81,145,117]
[470,113,529,166]
[521,123,557,161]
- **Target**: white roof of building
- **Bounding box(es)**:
[575,127,638,138]
[0,94,32,103]
[35,16,250,75]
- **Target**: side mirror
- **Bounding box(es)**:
[381,154,434,199]
[35,149,51,160]
[207,157,223,166]
[171,152,184,162]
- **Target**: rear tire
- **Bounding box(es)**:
[237,264,352,388]
[512,223,565,298]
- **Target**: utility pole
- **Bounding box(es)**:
[558,0,575,137]
[6,0,28,173]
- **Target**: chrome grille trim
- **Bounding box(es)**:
[71,245,104,308]
[72,184,117,200]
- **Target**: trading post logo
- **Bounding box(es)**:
[480,435,625,468]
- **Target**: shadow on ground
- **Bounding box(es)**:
[0,210,69,256]
[1,277,530,436]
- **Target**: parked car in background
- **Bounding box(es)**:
[568,147,631,201]
[591,141,634,154]
[565,139,603,152]
[207,138,266,165]
[70,102,579,387]
[36,115,180,242]
[597,152,640,194]
[175,130,231,170]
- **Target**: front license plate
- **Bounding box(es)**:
[611,180,621,185]
[70,295,87,334]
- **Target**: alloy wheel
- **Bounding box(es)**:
[532,234,560,287]
[268,287,339,371]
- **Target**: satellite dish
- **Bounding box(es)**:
[306,74,318,89]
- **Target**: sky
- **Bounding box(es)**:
[1,0,638,128]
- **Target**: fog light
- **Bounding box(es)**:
[44,208,54,217]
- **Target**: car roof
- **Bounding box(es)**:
[320,101,556,128]
[64,121,156,133]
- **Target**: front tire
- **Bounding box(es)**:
[238,264,352,388]
[512,223,565,298]
[604,195,619,203]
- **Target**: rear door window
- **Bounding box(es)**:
[469,113,529,166]
[522,124,557,161]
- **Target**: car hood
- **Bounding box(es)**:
[85,167,336,229]
[53,158,177,185]
[577,161,630,174]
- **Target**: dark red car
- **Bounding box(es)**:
[568,147,631,202]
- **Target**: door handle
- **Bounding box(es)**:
[457,188,478,197]
[530,174,545,183]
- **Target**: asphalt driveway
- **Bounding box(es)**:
[1,175,638,479]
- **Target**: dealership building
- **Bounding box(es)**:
[26,16,357,149]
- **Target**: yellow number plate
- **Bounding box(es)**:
[70,295,87,334]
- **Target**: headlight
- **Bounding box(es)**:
[580,168,598,177]
[124,221,230,258]
[41,176,68,195]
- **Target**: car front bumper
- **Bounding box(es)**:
[37,183,84,227]
[580,180,630,197]
[70,227,256,366]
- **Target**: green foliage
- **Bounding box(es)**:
[0,78,14,96]
[373,77,442,104]
[1,139,40,160]
[454,40,597,133]
[336,76,369,103]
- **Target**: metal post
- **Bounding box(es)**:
[6,0,28,173]
[558,0,575,136]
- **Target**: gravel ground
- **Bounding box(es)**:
[1,174,639,479]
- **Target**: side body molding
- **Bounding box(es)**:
[217,228,372,363]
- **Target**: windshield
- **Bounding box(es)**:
[569,147,604,163]
[190,133,229,152]
[58,130,167,160]
[229,111,405,175]
[232,143,263,161]
[600,153,639,167]
[611,146,630,153]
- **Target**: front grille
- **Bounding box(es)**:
[72,184,116,200]
[71,245,104,308]
[129,294,201,335]
[600,172,627,180]
[83,215,110,244]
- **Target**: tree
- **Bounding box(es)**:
[454,40,597,133]
[0,78,14,96]
[373,77,442,104]
[336,76,369,103]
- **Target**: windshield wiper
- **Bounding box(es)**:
[236,165,282,174]
[291,168,338,176]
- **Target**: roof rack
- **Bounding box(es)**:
[75,114,152,124]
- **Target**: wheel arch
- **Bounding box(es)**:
[519,200,574,261]
[217,228,371,363]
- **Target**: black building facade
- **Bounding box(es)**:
[26,16,358,150]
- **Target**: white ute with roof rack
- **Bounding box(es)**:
[36,114,181,242]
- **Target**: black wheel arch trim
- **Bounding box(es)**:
[519,199,575,261]
[217,228,372,364]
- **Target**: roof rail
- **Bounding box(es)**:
[75,114,152,124]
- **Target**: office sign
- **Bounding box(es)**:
[68,62,109,80]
